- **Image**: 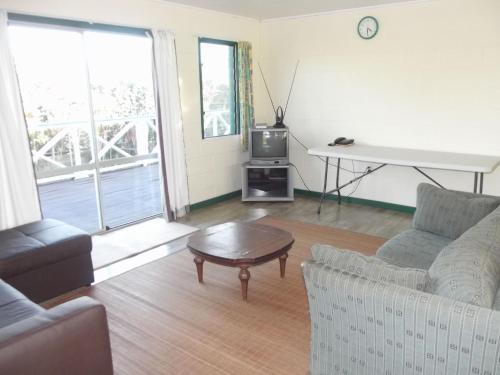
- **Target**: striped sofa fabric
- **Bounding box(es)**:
[303,260,500,375]
[303,184,500,375]
[311,244,430,291]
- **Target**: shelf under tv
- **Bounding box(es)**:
[241,162,294,202]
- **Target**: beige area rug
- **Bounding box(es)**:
[50,216,386,375]
[91,218,198,269]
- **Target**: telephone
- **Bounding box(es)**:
[328,137,354,146]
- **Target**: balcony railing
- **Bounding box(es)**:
[204,109,232,137]
[27,115,158,181]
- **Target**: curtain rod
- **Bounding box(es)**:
[8,12,150,37]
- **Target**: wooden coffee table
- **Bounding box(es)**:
[187,221,294,301]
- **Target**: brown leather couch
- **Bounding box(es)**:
[0,219,94,302]
[0,279,113,374]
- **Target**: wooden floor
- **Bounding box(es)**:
[39,164,162,233]
[180,195,412,239]
[48,216,387,375]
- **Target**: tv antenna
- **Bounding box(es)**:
[257,60,300,128]
[258,62,276,115]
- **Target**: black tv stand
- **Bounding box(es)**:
[241,162,294,202]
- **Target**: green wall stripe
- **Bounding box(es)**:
[294,189,416,214]
[190,190,242,211]
[189,188,415,214]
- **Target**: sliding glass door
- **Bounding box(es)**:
[10,25,102,232]
[10,24,162,233]
[85,31,161,228]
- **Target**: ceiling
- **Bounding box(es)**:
[163,0,417,20]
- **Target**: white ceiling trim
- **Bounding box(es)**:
[261,0,438,23]
[149,0,260,23]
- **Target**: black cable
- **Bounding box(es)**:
[345,160,364,198]
[288,130,370,199]
[290,163,312,192]
[288,130,367,174]
[345,178,363,198]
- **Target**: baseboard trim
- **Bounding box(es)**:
[190,190,242,211]
[188,188,415,214]
[294,189,416,214]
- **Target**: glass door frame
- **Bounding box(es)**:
[9,14,165,234]
[81,32,106,231]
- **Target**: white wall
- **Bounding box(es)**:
[2,0,500,208]
[260,0,500,206]
[0,0,263,204]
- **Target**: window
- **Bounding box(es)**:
[198,38,238,138]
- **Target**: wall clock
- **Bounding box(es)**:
[357,16,379,40]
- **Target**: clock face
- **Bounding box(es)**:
[358,16,379,39]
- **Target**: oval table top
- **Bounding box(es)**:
[187,221,294,266]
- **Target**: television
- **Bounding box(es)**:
[249,127,289,165]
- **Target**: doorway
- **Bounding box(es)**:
[10,23,163,233]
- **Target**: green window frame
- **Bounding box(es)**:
[198,38,239,139]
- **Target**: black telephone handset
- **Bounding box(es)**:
[328,137,354,146]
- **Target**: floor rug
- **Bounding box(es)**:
[49,216,386,374]
[91,218,198,269]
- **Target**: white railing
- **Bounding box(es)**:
[28,115,158,180]
[204,109,232,137]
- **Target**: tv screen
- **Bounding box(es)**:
[251,130,287,158]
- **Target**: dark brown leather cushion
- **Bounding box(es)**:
[0,219,92,279]
[0,296,113,375]
[0,280,42,329]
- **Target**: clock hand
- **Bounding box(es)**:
[367,27,372,36]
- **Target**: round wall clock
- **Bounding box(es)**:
[357,16,379,39]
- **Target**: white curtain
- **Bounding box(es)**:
[0,10,41,230]
[151,29,189,219]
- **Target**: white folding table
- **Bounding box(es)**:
[308,144,500,214]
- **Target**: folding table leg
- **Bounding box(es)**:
[336,158,341,205]
[317,157,329,214]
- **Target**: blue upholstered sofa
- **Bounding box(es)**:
[303,183,500,375]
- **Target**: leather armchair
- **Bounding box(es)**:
[0,296,113,374]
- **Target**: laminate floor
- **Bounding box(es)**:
[180,195,412,239]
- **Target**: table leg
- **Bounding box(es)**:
[239,267,250,301]
[474,172,478,193]
[479,173,484,194]
[194,256,204,283]
[317,157,329,214]
[279,253,288,278]
[336,157,341,205]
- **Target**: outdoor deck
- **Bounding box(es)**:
[39,164,162,233]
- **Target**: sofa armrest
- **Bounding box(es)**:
[302,260,500,375]
[0,297,113,375]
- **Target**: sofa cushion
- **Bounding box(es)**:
[493,287,500,311]
[376,229,452,269]
[428,207,500,308]
[412,183,499,240]
[0,219,92,279]
[0,279,43,329]
[311,244,430,291]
